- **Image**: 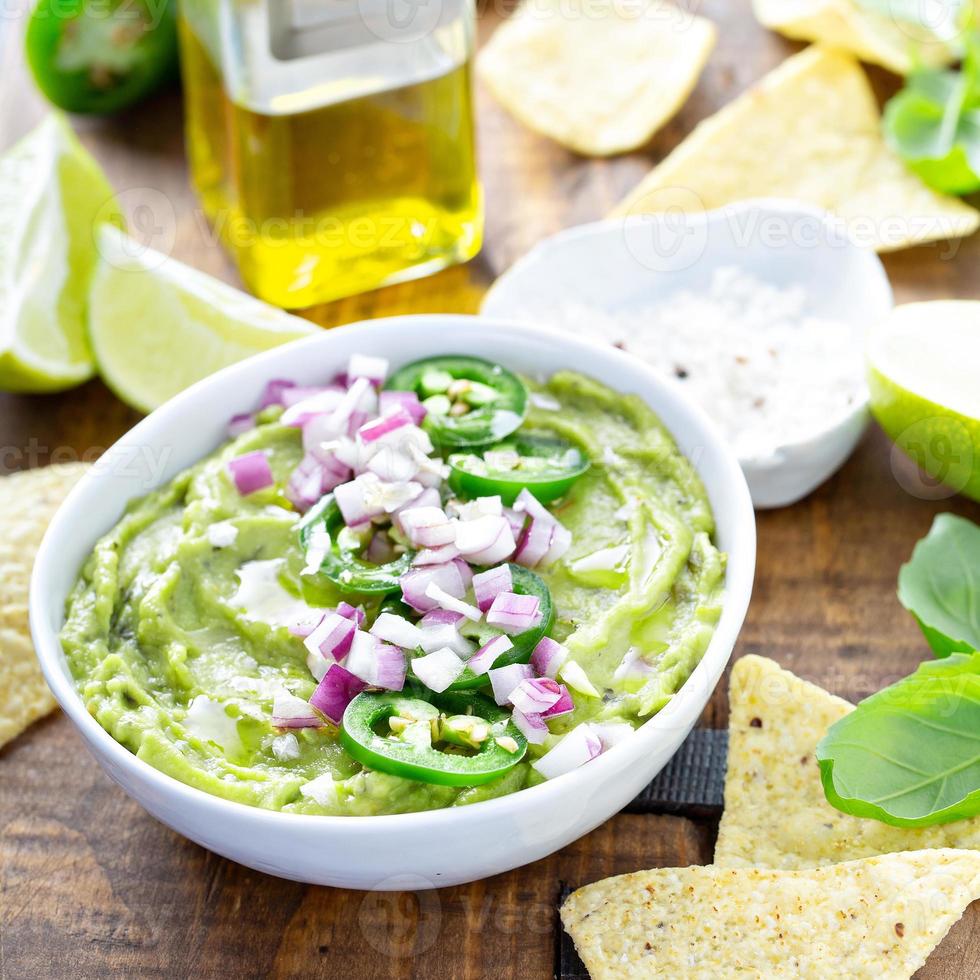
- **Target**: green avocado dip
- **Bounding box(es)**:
[61,357,726,816]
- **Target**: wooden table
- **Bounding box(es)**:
[2,2,979,976]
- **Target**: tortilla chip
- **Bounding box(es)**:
[715,655,980,869]
[0,463,89,748]
[561,848,980,979]
[752,0,959,74]
[477,0,716,156]
[611,45,980,251]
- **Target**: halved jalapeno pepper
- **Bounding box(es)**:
[385,356,528,449]
[340,690,527,786]
[448,433,589,505]
[448,564,555,690]
[297,495,412,595]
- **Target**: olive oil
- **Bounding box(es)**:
[177,15,482,309]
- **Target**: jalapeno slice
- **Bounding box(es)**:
[25,0,178,115]
[448,564,555,690]
[340,690,527,786]
[448,433,589,505]
[297,495,412,595]
[385,356,528,449]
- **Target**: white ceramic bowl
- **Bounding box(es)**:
[482,200,894,509]
[31,315,755,890]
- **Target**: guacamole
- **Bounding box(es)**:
[62,361,725,816]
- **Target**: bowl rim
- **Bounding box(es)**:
[480,198,892,464]
[30,314,756,832]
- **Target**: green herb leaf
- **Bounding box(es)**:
[898,513,980,657]
[883,30,980,195]
[817,653,980,827]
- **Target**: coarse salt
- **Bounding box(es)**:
[530,266,865,458]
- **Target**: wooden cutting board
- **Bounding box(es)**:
[1,1,979,976]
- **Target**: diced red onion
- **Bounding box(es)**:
[511,706,548,745]
[370,612,423,649]
[542,684,574,718]
[334,475,386,526]
[419,621,473,656]
[281,388,347,428]
[510,677,563,714]
[453,557,473,591]
[488,663,534,706]
[514,488,553,522]
[281,384,338,408]
[399,562,466,613]
[227,451,274,496]
[504,506,526,539]
[424,582,481,622]
[272,691,323,729]
[347,353,388,387]
[359,407,413,443]
[452,496,503,521]
[531,636,569,679]
[531,723,602,780]
[228,412,255,437]
[486,592,541,635]
[259,378,296,409]
[366,445,418,483]
[514,517,552,568]
[413,543,461,566]
[399,506,455,548]
[420,608,465,628]
[304,612,356,661]
[336,602,365,626]
[466,634,514,676]
[455,515,516,565]
[412,648,464,693]
[472,565,514,613]
[344,631,406,690]
[541,522,573,567]
[379,389,426,424]
[288,609,326,639]
[328,376,372,435]
[392,486,440,534]
[559,659,600,698]
[310,663,366,724]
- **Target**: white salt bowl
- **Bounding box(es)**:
[482,200,894,509]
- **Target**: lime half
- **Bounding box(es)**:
[89,225,317,413]
[0,114,120,392]
[868,301,980,502]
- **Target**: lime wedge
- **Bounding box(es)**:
[89,224,317,413]
[0,115,120,392]
[868,301,980,502]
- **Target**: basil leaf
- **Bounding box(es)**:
[883,30,980,195]
[817,653,980,827]
[898,513,980,657]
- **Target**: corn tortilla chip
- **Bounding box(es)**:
[0,463,89,748]
[561,848,980,979]
[715,655,980,869]
[477,0,716,156]
[752,0,959,75]
[611,45,980,251]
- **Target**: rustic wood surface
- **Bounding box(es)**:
[3,0,980,976]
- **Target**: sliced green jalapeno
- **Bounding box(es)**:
[340,690,527,786]
[297,495,412,595]
[448,564,555,690]
[26,0,178,115]
[385,356,527,449]
[448,433,589,505]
